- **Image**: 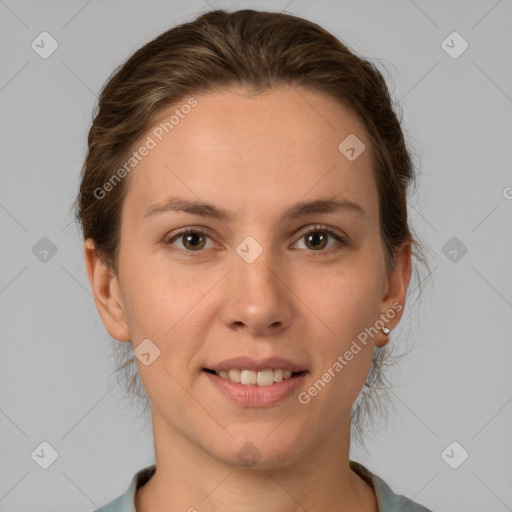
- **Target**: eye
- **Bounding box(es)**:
[164,228,216,254]
[293,224,346,253]
[163,224,346,256]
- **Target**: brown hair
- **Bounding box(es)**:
[74,8,430,445]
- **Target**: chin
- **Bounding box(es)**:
[209,431,305,470]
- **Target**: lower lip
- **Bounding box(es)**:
[203,371,307,407]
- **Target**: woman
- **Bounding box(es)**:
[76,8,433,512]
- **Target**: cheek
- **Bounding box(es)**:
[118,246,180,335]
[119,256,220,372]
[301,259,383,392]
[307,259,384,341]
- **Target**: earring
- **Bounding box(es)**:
[381,326,390,335]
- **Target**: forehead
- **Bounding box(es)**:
[122,85,378,227]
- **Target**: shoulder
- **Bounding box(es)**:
[350,460,434,512]
[91,465,156,512]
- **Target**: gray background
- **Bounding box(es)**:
[1,0,511,511]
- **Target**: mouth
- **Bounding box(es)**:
[202,356,309,407]
[203,368,307,387]
[202,366,308,407]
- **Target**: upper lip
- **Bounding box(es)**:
[204,356,308,373]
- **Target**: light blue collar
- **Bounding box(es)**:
[94,461,432,511]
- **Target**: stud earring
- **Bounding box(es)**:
[381,326,390,335]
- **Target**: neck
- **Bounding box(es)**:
[135,410,377,512]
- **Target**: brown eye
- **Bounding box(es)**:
[294,226,345,252]
[165,229,214,252]
[182,231,206,250]
[304,231,328,250]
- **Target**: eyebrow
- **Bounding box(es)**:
[141,195,366,223]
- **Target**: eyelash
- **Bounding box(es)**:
[163,224,346,257]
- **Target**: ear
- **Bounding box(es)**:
[83,238,131,342]
[375,241,412,347]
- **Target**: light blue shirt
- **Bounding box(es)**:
[93,461,433,511]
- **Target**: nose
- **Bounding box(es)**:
[220,244,294,337]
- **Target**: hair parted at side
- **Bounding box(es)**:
[74,8,431,447]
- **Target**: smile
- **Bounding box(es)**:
[212,368,302,387]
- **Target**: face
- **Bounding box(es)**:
[85,85,410,470]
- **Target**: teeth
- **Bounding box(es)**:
[228,369,241,383]
[257,369,274,386]
[215,368,298,386]
[240,369,257,385]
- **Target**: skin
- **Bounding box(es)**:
[84,85,411,512]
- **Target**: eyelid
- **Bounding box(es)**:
[293,223,346,243]
[165,225,215,241]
